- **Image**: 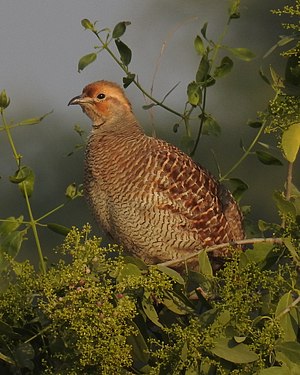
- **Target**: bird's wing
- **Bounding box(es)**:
[148,141,244,246]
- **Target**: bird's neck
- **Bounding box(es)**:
[91,113,144,138]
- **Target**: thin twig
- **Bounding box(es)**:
[157,237,283,267]
[285,161,293,201]
[220,120,267,181]
[150,16,198,95]
[276,294,300,320]
[282,161,293,228]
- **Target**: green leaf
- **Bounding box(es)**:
[258,219,272,232]
[0,351,15,365]
[273,191,296,217]
[276,341,300,365]
[0,320,18,337]
[202,116,221,137]
[155,265,185,285]
[162,295,192,315]
[234,336,246,343]
[264,35,295,59]
[258,367,290,375]
[228,178,248,201]
[283,237,300,265]
[81,18,95,31]
[228,0,240,19]
[142,103,156,110]
[65,183,77,199]
[112,21,131,38]
[211,311,231,329]
[281,123,300,163]
[173,123,180,133]
[201,22,208,39]
[187,82,201,106]
[198,250,213,277]
[244,242,273,265]
[181,341,188,362]
[275,292,299,341]
[127,321,149,365]
[123,255,148,270]
[14,342,34,370]
[117,263,142,282]
[78,53,97,72]
[181,134,195,150]
[47,223,71,236]
[17,111,53,126]
[256,150,283,166]
[290,183,300,198]
[248,120,263,128]
[194,35,205,55]
[214,56,233,78]
[0,229,26,272]
[275,352,300,375]
[259,67,271,85]
[270,66,284,89]
[196,55,210,82]
[211,338,259,363]
[228,47,255,61]
[257,142,271,150]
[0,230,27,261]
[115,39,132,66]
[285,56,300,86]
[142,297,163,328]
[10,166,35,198]
[0,216,23,236]
[123,73,135,88]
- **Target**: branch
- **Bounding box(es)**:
[157,237,284,268]
[276,294,300,320]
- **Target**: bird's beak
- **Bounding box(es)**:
[68,95,82,106]
[68,95,93,106]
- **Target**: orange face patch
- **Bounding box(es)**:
[94,100,111,116]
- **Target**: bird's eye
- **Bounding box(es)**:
[97,93,106,100]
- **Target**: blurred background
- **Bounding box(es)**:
[0,0,297,263]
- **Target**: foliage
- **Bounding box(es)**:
[78,2,256,157]
[0,93,83,273]
[0,0,300,374]
[0,225,299,374]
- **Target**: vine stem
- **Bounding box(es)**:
[190,87,207,156]
[1,108,46,274]
[157,237,283,267]
[281,161,293,228]
[276,294,300,320]
[190,15,231,156]
[285,161,293,201]
[1,110,21,167]
[220,120,266,181]
[23,188,46,274]
[37,202,67,222]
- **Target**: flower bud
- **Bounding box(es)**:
[0,90,10,109]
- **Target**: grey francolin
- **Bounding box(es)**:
[68,80,244,270]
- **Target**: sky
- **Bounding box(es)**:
[0,0,295,261]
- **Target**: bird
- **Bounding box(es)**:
[68,80,244,271]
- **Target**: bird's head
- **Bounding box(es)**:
[68,80,132,128]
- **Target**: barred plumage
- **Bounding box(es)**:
[68,80,244,270]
